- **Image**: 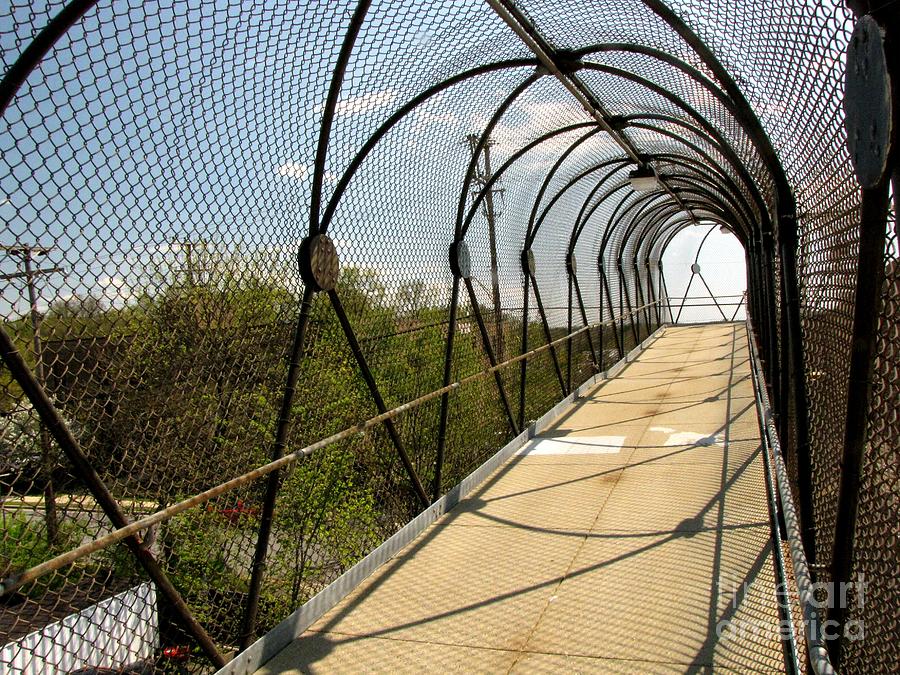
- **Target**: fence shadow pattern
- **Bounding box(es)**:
[0,1,897,673]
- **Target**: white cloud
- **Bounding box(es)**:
[277,161,310,180]
[330,89,397,116]
[275,162,338,184]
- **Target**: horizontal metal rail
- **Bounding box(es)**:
[746,317,835,675]
[671,301,744,306]
[0,301,660,595]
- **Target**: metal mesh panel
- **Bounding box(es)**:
[844,192,899,673]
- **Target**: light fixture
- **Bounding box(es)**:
[629,165,660,191]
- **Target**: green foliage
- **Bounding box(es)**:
[159,508,251,644]
[0,514,83,598]
[1,248,574,655]
[260,443,378,629]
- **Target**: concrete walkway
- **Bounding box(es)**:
[258,323,784,673]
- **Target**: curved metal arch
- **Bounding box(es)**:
[584,183,668,258]
[578,61,773,233]
[461,114,742,254]
[460,121,600,238]
[658,166,753,235]
[518,39,771,250]
[453,71,545,241]
[0,0,100,118]
[597,191,703,344]
[319,57,539,234]
[576,37,768,237]
[634,189,745,266]
[579,39,776,207]
[663,171,745,221]
[626,187,742,261]
[548,140,752,264]
[525,127,608,245]
[647,201,732,251]
[569,166,637,251]
[596,186,666,261]
[598,176,738,259]
[593,193,687,315]
[616,193,737,271]
[530,157,634,247]
[575,37,788,237]
[650,210,735,266]
[549,95,764,314]
[624,113,758,191]
[638,0,795,215]
[633,194,734,257]
[617,199,698,267]
[624,123,759,227]
[622,112,770,227]
[645,152,754,233]
[311,0,374,235]
[574,43,731,104]
[636,206,736,282]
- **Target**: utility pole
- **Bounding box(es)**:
[466,134,505,361]
[2,245,64,545]
[173,238,204,287]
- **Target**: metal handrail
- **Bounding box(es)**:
[0,300,662,595]
[746,316,836,675]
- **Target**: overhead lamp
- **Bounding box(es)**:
[629,165,660,191]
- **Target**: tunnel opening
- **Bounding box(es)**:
[661,223,747,324]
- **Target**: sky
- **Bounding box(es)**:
[1,0,757,324]
[662,225,747,323]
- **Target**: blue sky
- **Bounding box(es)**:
[1,0,748,324]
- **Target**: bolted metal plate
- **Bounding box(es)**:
[521,249,536,276]
[691,263,701,274]
[844,15,892,189]
[448,240,471,278]
[298,234,340,291]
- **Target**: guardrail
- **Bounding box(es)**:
[746,316,835,675]
[0,301,660,597]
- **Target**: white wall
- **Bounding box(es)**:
[1,582,158,674]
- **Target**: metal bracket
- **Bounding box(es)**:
[521,248,536,276]
[844,15,893,188]
[449,240,471,279]
[298,234,340,291]
[555,49,583,74]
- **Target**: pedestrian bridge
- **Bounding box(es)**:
[255,323,784,673]
[1,1,897,674]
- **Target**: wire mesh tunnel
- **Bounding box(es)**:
[0,0,897,673]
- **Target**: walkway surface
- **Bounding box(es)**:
[257,323,784,673]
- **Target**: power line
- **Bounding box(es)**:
[1,244,65,544]
[466,134,506,360]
